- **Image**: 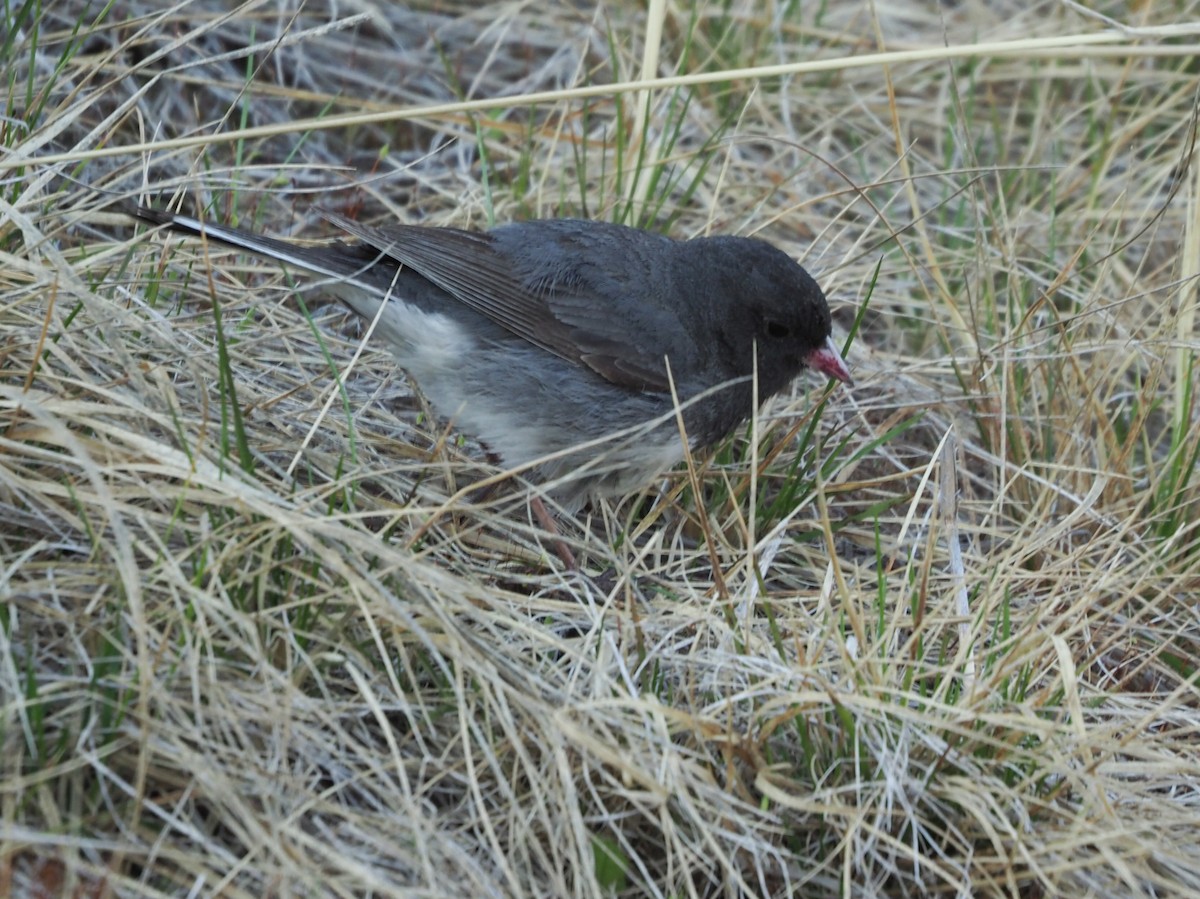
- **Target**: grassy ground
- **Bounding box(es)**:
[3,1,1200,896]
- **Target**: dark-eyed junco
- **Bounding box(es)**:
[127,204,851,512]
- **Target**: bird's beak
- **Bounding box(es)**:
[805,335,853,386]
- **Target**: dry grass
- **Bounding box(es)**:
[3,1,1200,896]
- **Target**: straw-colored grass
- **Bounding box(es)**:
[4,1,1200,896]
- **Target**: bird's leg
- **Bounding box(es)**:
[530,494,578,570]
[478,444,576,570]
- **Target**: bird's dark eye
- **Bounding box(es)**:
[765,321,790,339]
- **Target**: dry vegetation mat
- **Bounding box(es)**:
[3,1,1200,896]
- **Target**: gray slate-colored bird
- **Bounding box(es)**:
[128,204,851,512]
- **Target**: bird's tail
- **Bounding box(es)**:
[124,203,378,285]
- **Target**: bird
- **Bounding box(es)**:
[126,203,852,521]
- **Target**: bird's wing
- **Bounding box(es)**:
[323,212,675,392]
